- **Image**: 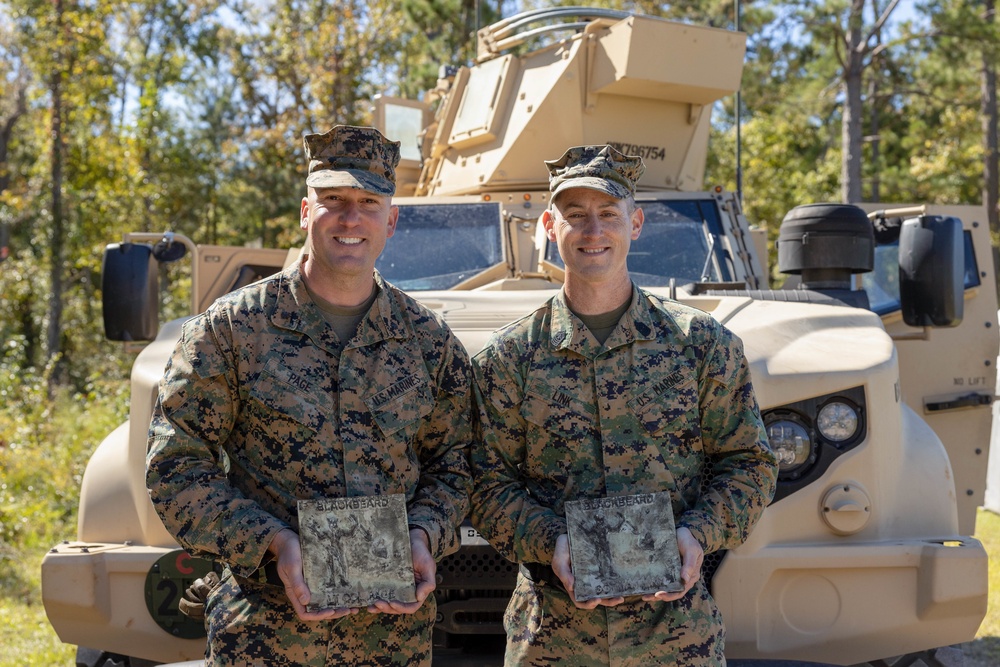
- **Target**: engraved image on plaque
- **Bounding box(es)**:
[297,493,416,611]
[565,491,683,601]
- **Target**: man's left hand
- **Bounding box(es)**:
[552,533,625,610]
[268,528,359,621]
[368,527,436,615]
[642,526,703,603]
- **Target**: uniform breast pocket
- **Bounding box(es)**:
[520,391,595,441]
[365,376,435,439]
[628,376,702,448]
[245,370,325,459]
[519,390,597,493]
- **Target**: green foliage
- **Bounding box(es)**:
[966,509,1000,665]
[399,0,487,90]
[0,372,126,667]
[0,358,128,663]
[5,0,993,391]
[709,108,841,283]
[0,250,133,392]
[1,0,998,661]
[0,581,75,667]
[0,0,462,389]
[0,370,129,556]
[978,509,1000,637]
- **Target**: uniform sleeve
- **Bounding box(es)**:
[146,312,288,576]
[469,342,566,565]
[677,323,778,554]
[406,333,474,561]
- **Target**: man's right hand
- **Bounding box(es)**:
[267,528,359,621]
[551,533,625,610]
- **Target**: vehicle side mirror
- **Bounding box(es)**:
[898,215,963,328]
[102,242,159,341]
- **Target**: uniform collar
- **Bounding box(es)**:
[270,260,409,354]
[352,271,410,348]
[549,284,657,356]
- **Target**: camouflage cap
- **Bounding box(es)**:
[303,125,401,197]
[545,145,645,200]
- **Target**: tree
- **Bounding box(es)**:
[0,20,28,208]
[199,0,450,247]
[784,0,903,203]
[399,0,486,92]
[911,0,1000,217]
[3,0,190,387]
[0,0,995,390]
[0,18,29,266]
[13,0,118,388]
[984,0,998,235]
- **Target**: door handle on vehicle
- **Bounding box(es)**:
[924,392,994,412]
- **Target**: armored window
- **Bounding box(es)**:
[377,202,505,290]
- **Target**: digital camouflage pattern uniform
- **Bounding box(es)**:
[147,125,473,667]
[470,145,777,667]
[303,124,401,196]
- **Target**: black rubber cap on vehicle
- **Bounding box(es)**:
[777,203,874,275]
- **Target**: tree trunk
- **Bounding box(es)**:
[1,83,27,264]
[983,0,999,236]
[46,0,67,390]
[841,0,866,203]
[868,74,880,202]
[1,85,27,195]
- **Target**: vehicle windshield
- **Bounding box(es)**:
[376,202,505,290]
[376,198,729,290]
[544,199,730,286]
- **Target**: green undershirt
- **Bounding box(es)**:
[304,282,379,350]
[572,297,631,346]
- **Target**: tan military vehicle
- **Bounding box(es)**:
[42,7,996,667]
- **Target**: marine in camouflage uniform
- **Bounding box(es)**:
[470,145,777,666]
[147,125,472,666]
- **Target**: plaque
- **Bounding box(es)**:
[297,493,416,611]
[565,491,683,601]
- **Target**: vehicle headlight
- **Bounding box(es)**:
[762,387,867,501]
[766,419,812,473]
[816,401,860,443]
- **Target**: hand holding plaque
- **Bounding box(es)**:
[564,491,683,601]
[297,493,417,612]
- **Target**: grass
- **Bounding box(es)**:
[0,373,127,667]
[2,372,1000,666]
[0,551,74,667]
[5,512,1000,666]
[963,508,1000,666]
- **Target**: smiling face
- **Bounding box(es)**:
[300,186,398,299]
[543,187,643,292]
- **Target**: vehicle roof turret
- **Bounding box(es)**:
[412,8,746,197]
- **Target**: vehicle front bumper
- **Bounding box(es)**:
[42,542,208,664]
[714,537,988,665]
